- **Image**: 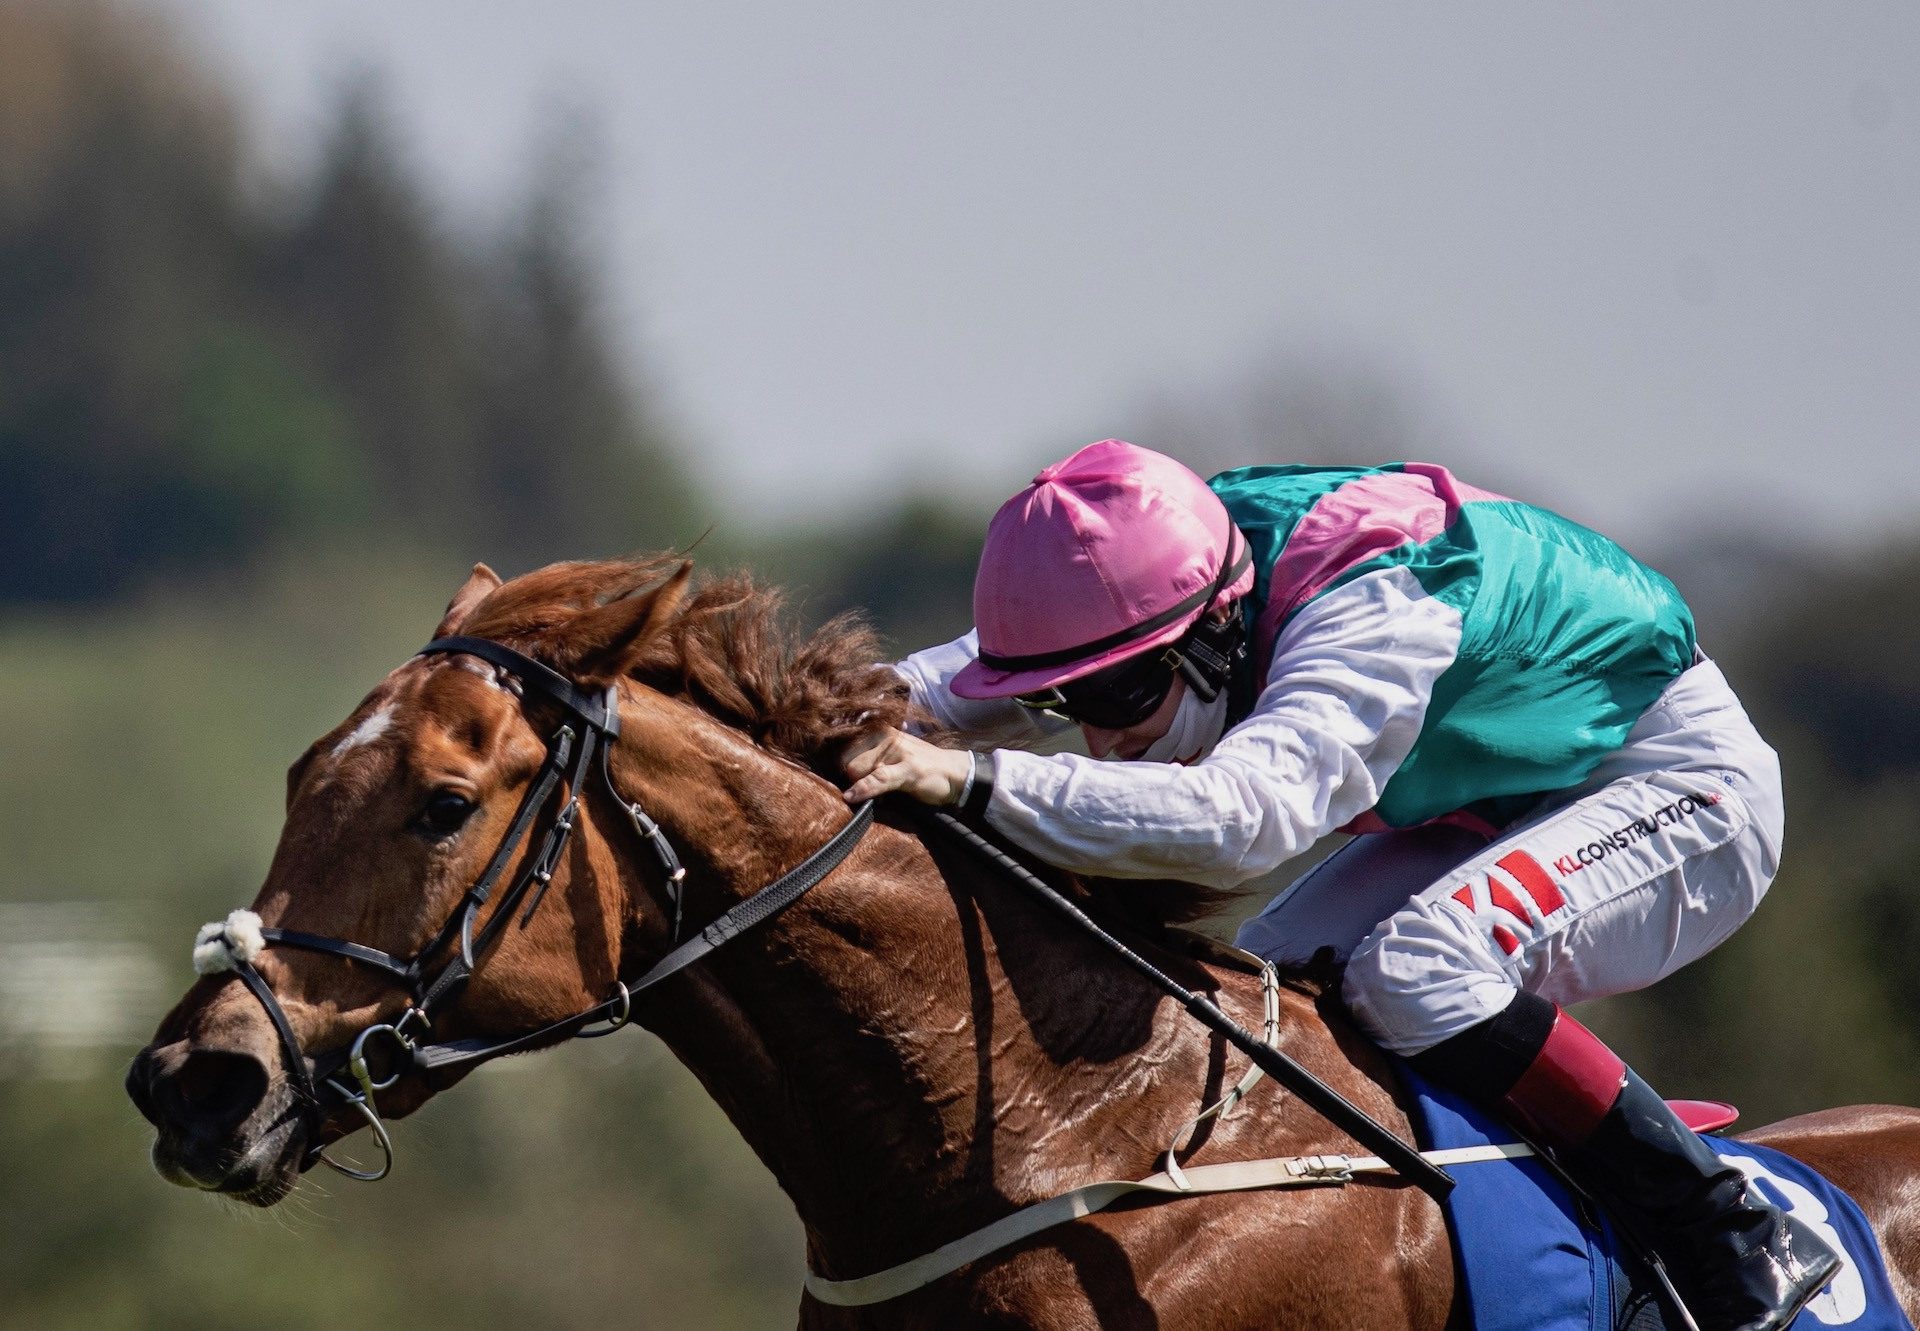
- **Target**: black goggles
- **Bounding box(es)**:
[994,536,1252,731]
[1014,646,1183,730]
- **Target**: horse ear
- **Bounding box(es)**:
[564,562,694,685]
[434,564,502,637]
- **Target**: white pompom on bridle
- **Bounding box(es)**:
[193,908,267,975]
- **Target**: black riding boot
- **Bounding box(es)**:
[1411,993,1841,1331]
[1569,1070,1840,1331]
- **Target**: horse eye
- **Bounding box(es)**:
[417,791,476,837]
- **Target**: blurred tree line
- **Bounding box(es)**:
[0,2,697,605]
[6,4,1920,1329]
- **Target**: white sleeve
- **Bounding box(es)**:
[894,630,1075,750]
[982,566,1465,889]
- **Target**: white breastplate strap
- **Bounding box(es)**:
[1160,961,1284,1189]
[804,1139,1536,1307]
[806,965,1531,1308]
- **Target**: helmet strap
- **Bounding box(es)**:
[1170,608,1248,705]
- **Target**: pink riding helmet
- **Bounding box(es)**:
[951,440,1255,700]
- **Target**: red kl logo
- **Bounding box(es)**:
[1450,851,1566,955]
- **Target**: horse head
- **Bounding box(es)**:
[125,557,746,1203]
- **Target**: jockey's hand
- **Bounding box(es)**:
[842,728,973,806]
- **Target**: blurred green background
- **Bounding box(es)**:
[4,4,1919,1328]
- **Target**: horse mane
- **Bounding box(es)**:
[462,555,1238,930]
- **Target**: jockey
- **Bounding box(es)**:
[842,439,1839,1331]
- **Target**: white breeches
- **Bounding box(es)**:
[1233,658,1784,1055]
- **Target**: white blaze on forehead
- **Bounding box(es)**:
[332,704,396,758]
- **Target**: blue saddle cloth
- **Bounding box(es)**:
[1400,1067,1913,1331]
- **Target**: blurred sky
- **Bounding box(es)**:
[138,1,1917,548]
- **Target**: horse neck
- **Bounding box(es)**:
[600,697,1364,1277]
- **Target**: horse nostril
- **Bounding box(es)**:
[165,1049,270,1134]
[126,1050,162,1127]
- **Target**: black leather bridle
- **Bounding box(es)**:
[212,634,873,1182]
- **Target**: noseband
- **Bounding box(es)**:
[193,635,873,1182]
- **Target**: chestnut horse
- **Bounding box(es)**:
[129,559,1920,1328]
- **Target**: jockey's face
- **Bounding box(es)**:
[1080,674,1188,761]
